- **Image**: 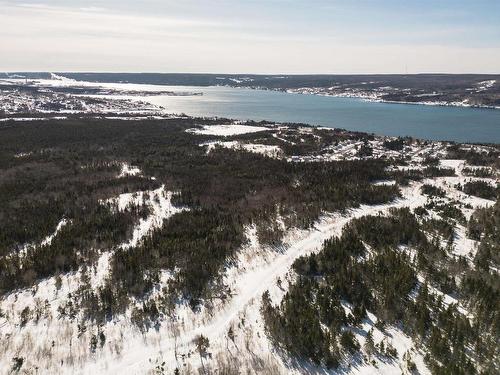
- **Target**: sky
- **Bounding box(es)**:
[1,0,499,74]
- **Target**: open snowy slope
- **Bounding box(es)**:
[20,183,427,375]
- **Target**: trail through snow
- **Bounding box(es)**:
[79,183,426,374]
[14,218,70,258]
[92,185,187,287]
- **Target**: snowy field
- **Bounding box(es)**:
[186,124,272,136]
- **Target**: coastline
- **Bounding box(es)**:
[237,85,500,111]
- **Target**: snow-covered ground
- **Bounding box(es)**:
[186,124,272,136]
[3,182,428,375]
[428,158,496,218]
[289,137,448,163]
[0,75,202,117]
[0,163,496,374]
[79,153,494,374]
[0,185,187,375]
[0,114,498,374]
[0,75,200,96]
[118,163,141,178]
[201,140,283,158]
[0,86,165,116]
[104,185,187,249]
[476,79,496,92]
[280,85,500,110]
[9,218,70,259]
[123,182,425,374]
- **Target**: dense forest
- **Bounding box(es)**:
[0,118,398,307]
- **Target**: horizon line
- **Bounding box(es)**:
[3,71,500,76]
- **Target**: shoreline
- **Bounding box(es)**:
[237,85,500,111]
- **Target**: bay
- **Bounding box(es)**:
[140,85,500,143]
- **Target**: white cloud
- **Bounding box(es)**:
[0,2,498,73]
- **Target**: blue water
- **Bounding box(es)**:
[144,86,500,143]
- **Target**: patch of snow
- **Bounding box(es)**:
[373,180,396,186]
[104,185,187,249]
[476,80,496,92]
[439,159,464,171]
[13,152,33,158]
[346,311,430,375]
[186,124,271,136]
[452,224,479,259]
[50,73,78,83]
[272,132,297,145]
[13,218,70,258]
[416,276,470,318]
[202,140,282,158]
[118,163,141,178]
[0,116,68,122]
[41,219,69,247]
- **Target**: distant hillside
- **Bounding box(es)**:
[3,72,499,107]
